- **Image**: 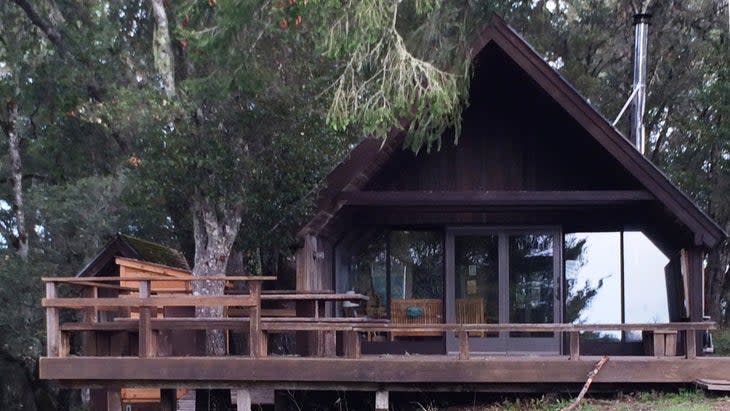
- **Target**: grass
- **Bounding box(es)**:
[429,389,729,411]
[281,388,730,410]
[712,328,730,356]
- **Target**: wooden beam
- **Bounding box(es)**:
[40,356,730,384]
[337,190,654,207]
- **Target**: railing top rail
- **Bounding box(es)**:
[42,295,259,309]
[42,275,277,283]
[350,321,716,332]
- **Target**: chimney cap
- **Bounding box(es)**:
[633,13,652,25]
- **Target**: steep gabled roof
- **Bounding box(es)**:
[76,233,190,277]
[300,15,725,249]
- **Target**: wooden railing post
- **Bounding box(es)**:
[344,330,361,359]
[569,332,580,360]
[458,329,470,360]
[81,286,98,356]
[248,280,264,357]
[138,280,154,357]
[686,329,697,359]
[45,282,60,357]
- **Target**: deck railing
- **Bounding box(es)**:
[42,275,274,358]
[43,277,716,361]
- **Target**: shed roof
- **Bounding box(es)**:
[300,15,725,249]
[76,233,190,277]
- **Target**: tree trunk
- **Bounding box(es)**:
[3,100,28,259]
[191,196,241,411]
[149,0,176,97]
[705,244,729,324]
[191,196,241,354]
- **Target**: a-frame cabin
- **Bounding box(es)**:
[295,16,725,358]
[40,17,728,411]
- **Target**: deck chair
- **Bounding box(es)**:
[456,297,485,337]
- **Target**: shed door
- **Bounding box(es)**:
[446,228,562,354]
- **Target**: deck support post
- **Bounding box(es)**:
[569,332,580,360]
[106,387,122,411]
[45,282,60,357]
[375,390,389,411]
[685,247,704,358]
[236,389,252,411]
[160,389,176,411]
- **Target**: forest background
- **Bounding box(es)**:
[0,0,727,409]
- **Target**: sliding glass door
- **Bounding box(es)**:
[446,228,561,354]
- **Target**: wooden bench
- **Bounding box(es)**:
[389,299,443,339]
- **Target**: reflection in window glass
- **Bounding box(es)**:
[509,234,555,337]
[336,231,387,318]
[455,235,499,326]
[389,231,444,301]
[565,233,621,341]
[624,231,669,323]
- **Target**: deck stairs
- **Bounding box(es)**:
[696,379,730,392]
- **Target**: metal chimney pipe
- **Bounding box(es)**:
[631,13,651,154]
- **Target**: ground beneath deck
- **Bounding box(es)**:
[40,355,730,389]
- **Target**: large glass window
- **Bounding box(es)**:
[336,231,387,318]
[565,232,622,341]
[564,231,669,341]
[389,231,444,301]
[624,232,669,323]
[454,235,499,327]
[509,234,556,337]
[336,229,443,320]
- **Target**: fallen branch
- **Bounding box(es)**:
[560,356,610,411]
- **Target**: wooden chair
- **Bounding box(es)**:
[389,299,443,340]
[456,297,485,337]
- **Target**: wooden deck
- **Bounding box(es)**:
[41,275,726,391]
[41,355,730,388]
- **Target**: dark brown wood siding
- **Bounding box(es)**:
[367,44,641,193]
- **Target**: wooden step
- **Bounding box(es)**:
[696,379,730,391]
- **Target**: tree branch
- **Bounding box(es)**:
[11,0,69,56]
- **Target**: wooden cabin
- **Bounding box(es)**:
[295,16,725,358]
[40,17,730,411]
